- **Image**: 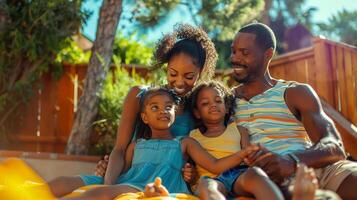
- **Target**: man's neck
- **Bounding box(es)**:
[237,73,276,100]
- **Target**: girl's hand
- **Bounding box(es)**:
[182,163,198,184]
[240,144,260,158]
[94,155,109,177]
[144,177,169,197]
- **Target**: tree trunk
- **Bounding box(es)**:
[66,0,122,155]
[262,0,272,25]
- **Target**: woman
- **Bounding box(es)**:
[49,23,217,197]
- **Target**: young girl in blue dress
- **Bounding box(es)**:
[53,87,258,200]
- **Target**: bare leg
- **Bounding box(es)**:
[48,176,85,197]
[233,167,284,200]
[197,178,226,200]
[336,172,357,200]
[61,185,139,200]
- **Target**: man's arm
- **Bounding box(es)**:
[245,83,346,184]
[285,83,346,167]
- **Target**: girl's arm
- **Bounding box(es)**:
[183,137,258,174]
[238,125,250,149]
[104,86,141,185]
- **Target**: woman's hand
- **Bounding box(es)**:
[94,155,109,177]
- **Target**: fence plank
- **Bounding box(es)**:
[336,48,348,116]
[343,50,357,124]
[313,38,335,107]
[352,50,357,125]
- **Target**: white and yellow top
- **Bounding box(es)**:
[189,122,242,178]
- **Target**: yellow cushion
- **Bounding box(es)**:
[0,158,55,200]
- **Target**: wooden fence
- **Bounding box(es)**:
[2,37,357,157]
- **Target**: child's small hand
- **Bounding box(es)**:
[182,163,198,184]
[94,155,109,177]
[240,144,260,158]
[143,177,169,197]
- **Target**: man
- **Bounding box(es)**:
[230,22,357,200]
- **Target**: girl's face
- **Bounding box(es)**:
[194,87,227,124]
[141,93,176,130]
[167,53,201,97]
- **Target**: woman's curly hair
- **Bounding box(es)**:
[153,23,218,80]
[188,80,235,132]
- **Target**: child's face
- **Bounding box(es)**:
[167,53,201,97]
[141,93,176,130]
[194,87,227,123]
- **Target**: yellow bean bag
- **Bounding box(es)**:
[66,184,198,199]
[0,158,55,200]
[0,158,199,200]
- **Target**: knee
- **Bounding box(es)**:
[243,167,268,180]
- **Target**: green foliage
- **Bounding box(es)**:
[56,39,91,64]
[112,33,154,65]
[0,0,89,132]
[317,9,357,47]
[128,0,264,68]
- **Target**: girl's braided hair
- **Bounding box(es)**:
[153,23,218,80]
[188,80,235,132]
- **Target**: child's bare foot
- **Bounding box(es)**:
[197,178,226,200]
[292,164,318,200]
[143,177,169,198]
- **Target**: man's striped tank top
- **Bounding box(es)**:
[234,80,312,155]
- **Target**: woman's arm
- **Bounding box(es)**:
[122,142,136,172]
[183,137,258,174]
[104,86,141,185]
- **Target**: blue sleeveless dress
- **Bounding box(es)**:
[80,137,190,194]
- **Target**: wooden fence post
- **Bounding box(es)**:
[313,37,336,107]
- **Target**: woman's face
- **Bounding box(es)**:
[167,53,201,97]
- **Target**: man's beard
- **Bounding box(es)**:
[232,72,251,84]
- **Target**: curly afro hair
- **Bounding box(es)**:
[153,23,218,80]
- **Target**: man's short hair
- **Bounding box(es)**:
[239,23,276,51]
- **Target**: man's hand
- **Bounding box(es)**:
[94,155,109,177]
[244,146,296,184]
[182,163,198,184]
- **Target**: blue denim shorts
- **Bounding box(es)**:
[214,165,248,192]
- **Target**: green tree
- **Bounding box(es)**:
[128,0,265,68]
[0,0,88,135]
[317,9,357,47]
